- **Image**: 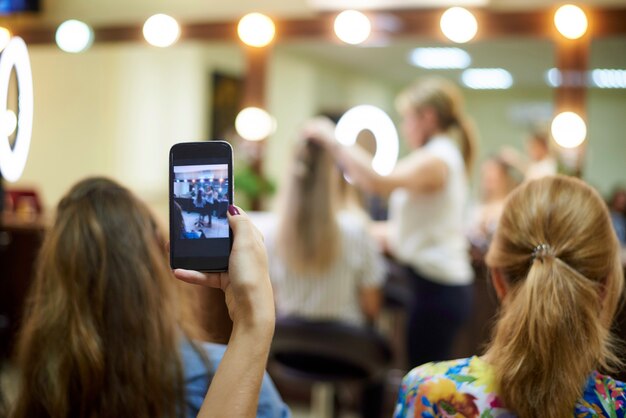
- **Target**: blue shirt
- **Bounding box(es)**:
[181,340,291,418]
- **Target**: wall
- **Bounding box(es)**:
[14,41,244,223]
[9,40,626,223]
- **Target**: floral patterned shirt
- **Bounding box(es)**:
[394,356,626,418]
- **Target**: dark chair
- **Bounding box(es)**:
[269,317,392,418]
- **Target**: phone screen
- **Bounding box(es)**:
[169,141,233,272]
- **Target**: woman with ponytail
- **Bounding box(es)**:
[394,175,626,417]
[310,77,477,367]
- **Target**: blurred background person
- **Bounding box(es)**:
[10,177,288,418]
[466,155,521,259]
[395,175,625,418]
[310,77,477,369]
[267,126,386,418]
[501,131,557,181]
[269,133,385,328]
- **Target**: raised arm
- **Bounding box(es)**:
[175,206,276,418]
[304,117,448,196]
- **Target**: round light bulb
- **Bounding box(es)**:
[237,13,275,48]
[235,107,276,141]
[554,5,588,40]
[440,7,478,44]
[334,10,371,45]
[1,110,17,137]
[0,27,11,52]
[551,111,586,148]
[55,20,94,53]
[143,14,180,48]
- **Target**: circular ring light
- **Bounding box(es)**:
[0,37,34,182]
[335,105,399,176]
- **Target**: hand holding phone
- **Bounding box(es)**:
[169,141,233,272]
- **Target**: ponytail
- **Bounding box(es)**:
[452,115,476,176]
[488,256,615,418]
[485,176,624,417]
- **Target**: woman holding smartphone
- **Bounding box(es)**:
[11,177,288,418]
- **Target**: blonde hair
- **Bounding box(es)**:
[12,177,207,418]
[275,137,341,275]
[396,77,477,174]
[485,175,624,418]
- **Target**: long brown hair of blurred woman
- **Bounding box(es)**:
[485,175,624,418]
[274,139,341,275]
[11,177,207,418]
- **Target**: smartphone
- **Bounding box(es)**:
[169,141,233,272]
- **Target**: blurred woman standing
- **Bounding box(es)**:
[310,77,477,368]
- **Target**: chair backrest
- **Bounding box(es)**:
[270,317,392,383]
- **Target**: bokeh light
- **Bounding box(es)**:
[0,27,11,52]
[334,10,371,45]
[237,13,275,47]
[55,20,94,53]
[143,14,180,48]
[440,7,478,44]
[235,107,276,141]
[554,5,588,40]
[551,111,586,148]
[1,110,17,137]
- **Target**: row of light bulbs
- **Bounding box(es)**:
[0,6,592,153]
[0,4,591,54]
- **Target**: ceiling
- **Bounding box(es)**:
[27,0,626,25]
[3,0,625,90]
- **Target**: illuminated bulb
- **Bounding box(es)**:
[0,27,11,51]
[554,5,588,40]
[143,14,180,48]
[235,107,276,141]
[55,20,93,53]
[440,7,478,44]
[237,13,275,47]
[334,10,371,45]
[335,105,399,176]
[551,111,586,148]
[1,110,17,137]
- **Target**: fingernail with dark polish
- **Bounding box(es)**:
[228,205,240,216]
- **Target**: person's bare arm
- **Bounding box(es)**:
[359,287,382,322]
[175,206,275,418]
[303,117,448,196]
[336,144,448,196]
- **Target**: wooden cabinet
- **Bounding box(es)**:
[0,218,44,359]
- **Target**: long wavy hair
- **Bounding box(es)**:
[275,138,341,275]
[485,175,624,418]
[12,177,207,418]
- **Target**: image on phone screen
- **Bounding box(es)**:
[173,164,230,240]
